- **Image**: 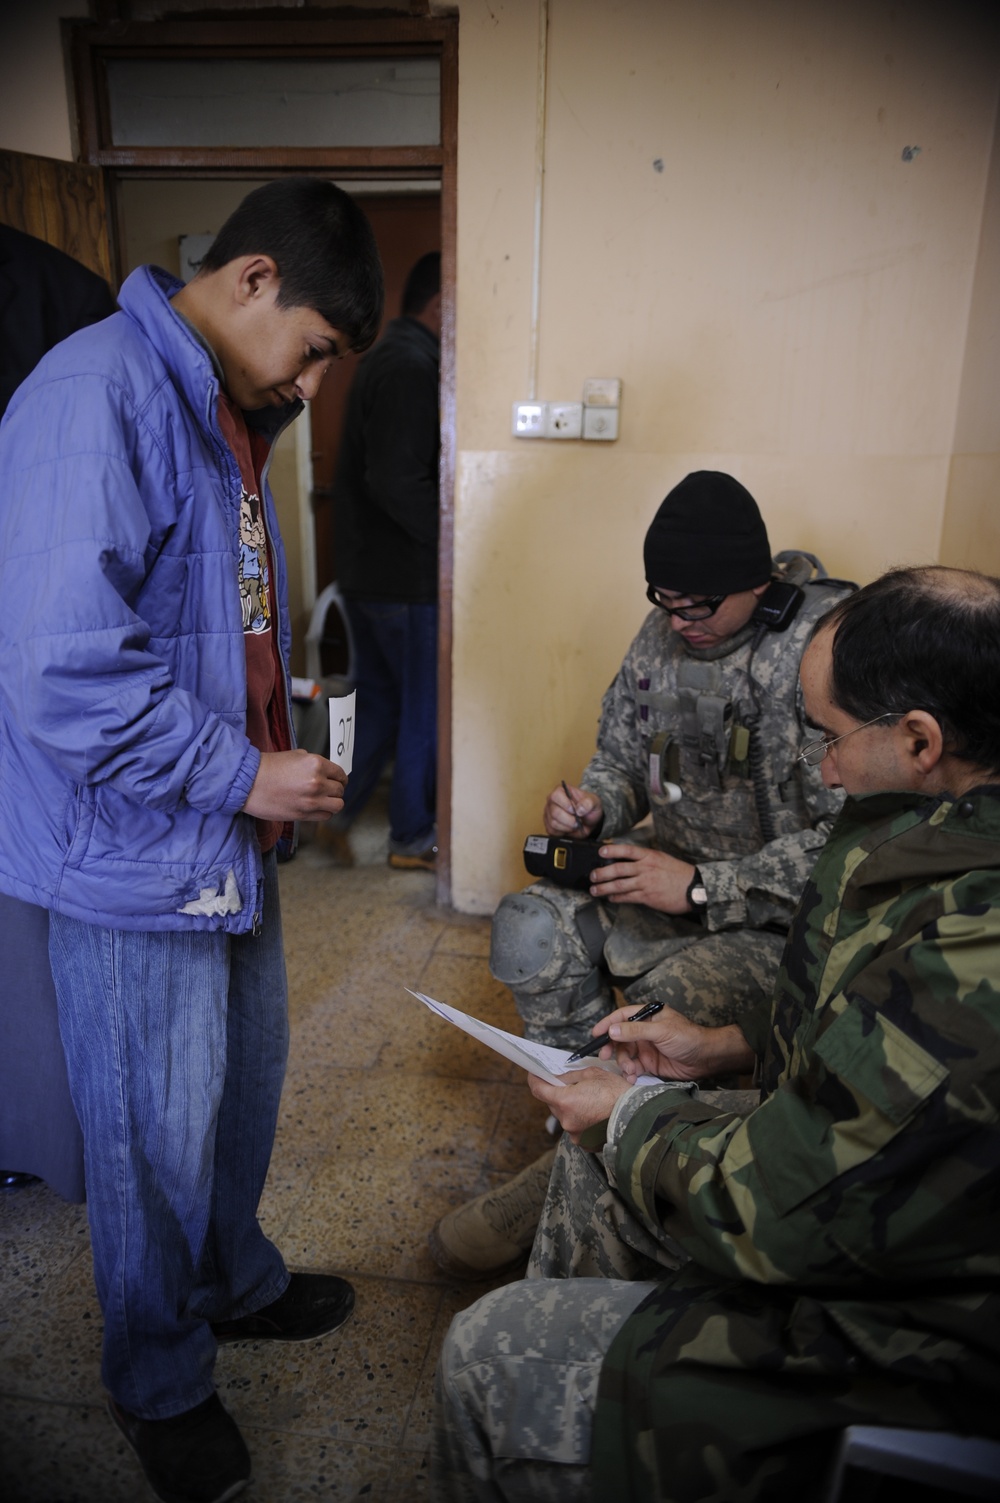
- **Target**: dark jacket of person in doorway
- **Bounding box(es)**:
[333,251,441,603]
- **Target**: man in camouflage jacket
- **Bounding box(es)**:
[433,565,1000,1503]
[430,471,851,1281]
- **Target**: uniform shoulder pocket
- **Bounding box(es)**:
[813,1001,948,1125]
[750,1000,947,1218]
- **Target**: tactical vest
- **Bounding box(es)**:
[629,572,851,864]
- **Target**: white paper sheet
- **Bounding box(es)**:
[407,989,661,1089]
[328,689,357,774]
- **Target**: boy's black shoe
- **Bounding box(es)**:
[108,1391,250,1503]
[210,1271,356,1345]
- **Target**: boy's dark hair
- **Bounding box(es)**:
[401,251,441,317]
[820,565,1000,774]
[201,178,384,352]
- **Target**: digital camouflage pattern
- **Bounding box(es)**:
[499,881,787,1048]
[528,1089,760,1282]
[528,1127,685,1282]
[593,786,1000,1501]
[433,1276,653,1503]
[497,574,851,1048]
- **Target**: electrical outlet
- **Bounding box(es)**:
[582,405,619,441]
[512,402,545,438]
[543,401,583,439]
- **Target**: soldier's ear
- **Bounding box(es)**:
[899,710,944,774]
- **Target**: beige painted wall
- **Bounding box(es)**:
[450,0,1000,911]
[2,0,998,915]
[940,100,1000,572]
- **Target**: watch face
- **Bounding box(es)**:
[691,886,708,905]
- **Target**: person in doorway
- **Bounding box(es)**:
[0,178,383,1503]
[434,565,1000,1502]
[329,250,441,871]
[430,472,853,1279]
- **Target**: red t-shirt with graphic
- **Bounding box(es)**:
[216,393,291,853]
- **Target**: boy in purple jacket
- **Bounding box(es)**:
[0,180,383,1503]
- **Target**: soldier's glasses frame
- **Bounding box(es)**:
[797,712,898,767]
[646,585,727,621]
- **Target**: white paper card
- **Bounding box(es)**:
[407,989,661,1090]
[328,690,357,774]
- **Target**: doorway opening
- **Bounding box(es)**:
[71,12,457,899]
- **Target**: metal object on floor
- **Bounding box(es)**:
[824,1425,1000,1502]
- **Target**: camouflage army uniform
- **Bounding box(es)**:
[434,787,1000,1502]
[492,569,851,1048]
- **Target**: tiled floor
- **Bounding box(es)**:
[0,801,550,1501]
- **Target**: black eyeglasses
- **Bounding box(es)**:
[646,584,727,621]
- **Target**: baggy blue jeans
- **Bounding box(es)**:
[339,598,437,851]
[48,850,290,1419]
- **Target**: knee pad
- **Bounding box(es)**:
[490,891,567,989]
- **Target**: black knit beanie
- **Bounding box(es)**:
[643,472,772,595]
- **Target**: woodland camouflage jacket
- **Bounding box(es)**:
[593,786,1000,1498]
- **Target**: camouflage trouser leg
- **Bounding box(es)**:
[431,1278,654,1502]
[618,926,787,1029]
[527,1134,686,1281]
[490,883,616,1050]
[491,881,787,1050]
[528,1093,756,1282]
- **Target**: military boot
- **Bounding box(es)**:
[429,1148,557,1279]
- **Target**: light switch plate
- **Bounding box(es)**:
[582,377,621,408]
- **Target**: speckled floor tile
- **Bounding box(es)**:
[484,1080,556,1176]
[0,1180,88,1245]
[215,1274,444,1445]
[1,821,543,1502]
[0,1249,104,1403]
[433,914,492,959]
[0,1185,91,1345]
[415,951,522,1032]
[373,990,520,1082]
[239,1426,428,1500]
[0,1392,428,1502]
[277,1075,508,1279]
[0,1396,142,1503]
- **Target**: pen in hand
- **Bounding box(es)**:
[561,779,586,832]
[565,999,665,1062]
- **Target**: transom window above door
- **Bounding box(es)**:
[105,57,441,149]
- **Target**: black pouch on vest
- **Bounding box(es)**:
[522,835,613,889]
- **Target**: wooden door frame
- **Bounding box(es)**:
[69,13,458,905]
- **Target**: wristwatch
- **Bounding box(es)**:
[686,868,707,910]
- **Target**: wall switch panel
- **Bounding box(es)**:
[582,377,621,408]
[582,405,619,441]
[543,401,584,438]
[512,401,545,438]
